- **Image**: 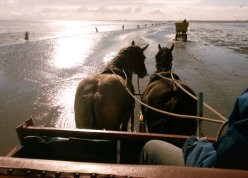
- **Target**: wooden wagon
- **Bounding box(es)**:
[1,118,248,177]
[175,22,189,41]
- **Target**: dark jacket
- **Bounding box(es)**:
[182,88,248,170]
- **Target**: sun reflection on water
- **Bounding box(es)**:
[50,20,103,69]
[52,36,93,69]
[103,51,117,64]
[52,79,78,128]
[41,21,105,128]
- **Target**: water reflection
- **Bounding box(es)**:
[52,36,92,69]
[37,23,103,128]
[103,51,117,64]
[52,78,78,128]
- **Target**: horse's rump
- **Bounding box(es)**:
[75,74,133,130]
[142,79,197,135]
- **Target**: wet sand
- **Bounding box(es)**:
[132,39,248,137]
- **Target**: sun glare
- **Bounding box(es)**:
[103,51,117,64]
[53,37,87,69]
[51,20,97,69]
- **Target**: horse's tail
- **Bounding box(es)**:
[74,92,102,129]
[91,92,103,129]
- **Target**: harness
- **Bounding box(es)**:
[102,67,134,94]
[142,72,180,100]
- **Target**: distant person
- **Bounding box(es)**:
[122,25,124,30]
[140,88,248,170]
[95,27,98,33]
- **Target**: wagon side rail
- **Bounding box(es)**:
[15,118,216,146]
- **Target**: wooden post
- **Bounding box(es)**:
[131,111,134,132]
[16,124,24,145]
[197,92,204,137]
[24,31,29,40]
[25,117,34,127]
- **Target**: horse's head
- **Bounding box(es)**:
[127,41,149,78]
[155,44,174,72]
[109,41,148,78]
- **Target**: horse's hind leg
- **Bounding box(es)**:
[120,107,134,131]
[74,95,94,129]
[121,114,129,131]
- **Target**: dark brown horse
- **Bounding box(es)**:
[141,44,197,135]
[75,41,149,131]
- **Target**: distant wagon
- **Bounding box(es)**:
[175,21,189,41]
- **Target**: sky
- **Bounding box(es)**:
[0,0,247,21]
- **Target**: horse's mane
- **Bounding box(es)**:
[102,45,141,75]
[108,45,139,68]
[101,45,141,93]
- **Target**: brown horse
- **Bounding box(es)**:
[141,44,197,135]
[75,41,149,131]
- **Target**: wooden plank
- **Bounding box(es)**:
[0,157,247,178]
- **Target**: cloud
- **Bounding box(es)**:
[97,6,132,14]
[150,9,164,14]
[0,0,247,20]
[134,7,142,13]
[76,6,90,13]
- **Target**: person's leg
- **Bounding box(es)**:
[140,140,184,166]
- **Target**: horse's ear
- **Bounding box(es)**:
[158,44,162,50]
[170,44,174,51]
[132,41,135,45]
[142,44,149,51]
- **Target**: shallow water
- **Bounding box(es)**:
[0,20,247,155]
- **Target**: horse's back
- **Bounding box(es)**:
[74,74,133,130]
[142,79,197,135]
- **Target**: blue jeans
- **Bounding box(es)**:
[140,140,184,166]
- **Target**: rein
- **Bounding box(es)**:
[157,72,228,139]
[158,72,227,122]
[109,66,227,139]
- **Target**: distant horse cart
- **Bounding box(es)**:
[175,22,189,41]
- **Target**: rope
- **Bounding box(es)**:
[108,67,225,125]
[216,120,228,140]
[158,72,229,139]
[157,72,228,121]
[108,67,230,140]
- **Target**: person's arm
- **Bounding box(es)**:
[182,136,216,168]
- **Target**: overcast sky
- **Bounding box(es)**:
[0,0,247,21]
